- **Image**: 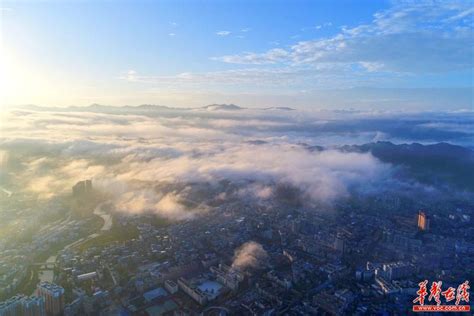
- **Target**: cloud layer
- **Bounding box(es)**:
[1,105,472,220]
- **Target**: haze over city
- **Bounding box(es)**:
[0,1,473,315]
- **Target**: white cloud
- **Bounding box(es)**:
[113,2,472,99]
[118,64,386,92]
[3,106,472,221]
[302,22,331,31]
[359,62,385,72]
[216,31,231,36]
[232,241,267,270]
[213,48,289,65]
[213,2,474,74]
[0,108,398,209]
[122,70,138,82]
[114,189,205,221]
[444,7,474,22]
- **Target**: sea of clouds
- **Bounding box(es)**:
[0,105,472,220]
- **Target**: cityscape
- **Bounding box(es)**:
[0,105,473,315]
[1,0,473,315]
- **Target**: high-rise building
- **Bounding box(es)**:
[72,180,93,198]
[381,262,414,281]
[417,211,430,231]
[333,235,345,253]
[0,295,23,316]
[22,296,45,316]
[85,180,92,192]
[36,282,64,316]
[0,295,45,316]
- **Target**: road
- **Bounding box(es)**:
[94,201,113,231]
[0,187,12,197]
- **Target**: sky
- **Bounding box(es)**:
[0,0,473,110]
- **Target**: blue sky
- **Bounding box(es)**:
[1,0,473,109]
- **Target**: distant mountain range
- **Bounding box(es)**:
[17,103,295,112]
[201,104,243,111]
[262,106,295,111]
[340,141,474,192]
